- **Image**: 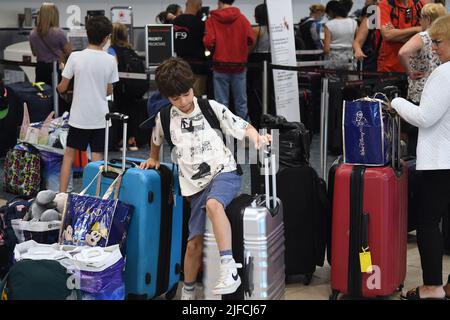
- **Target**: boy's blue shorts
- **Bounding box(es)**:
[188,171,242,241]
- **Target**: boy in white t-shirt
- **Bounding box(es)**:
[139,57,271,300]
[57,16,119,192]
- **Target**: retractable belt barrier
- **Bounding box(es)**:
[0,59,37,67]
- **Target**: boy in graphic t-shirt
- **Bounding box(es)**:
[140,57,271,300]
[57,16,119,192]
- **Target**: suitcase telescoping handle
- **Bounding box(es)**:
[105,113,129,173]
[262,129,277,210]
[383,86,401,171]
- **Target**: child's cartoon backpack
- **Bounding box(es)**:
[112,45,149,100]
[3,143,41,197]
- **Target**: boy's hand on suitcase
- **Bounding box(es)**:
[256,134,272,150]
[139,158,160,170]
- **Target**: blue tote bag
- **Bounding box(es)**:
[60,167,133,252]
[343,97,392,166]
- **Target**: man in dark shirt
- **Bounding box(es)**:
[173,0,208,97]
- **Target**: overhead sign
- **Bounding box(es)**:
[145,24,174,67]
[266,0,300,122]
[111,6,133,25]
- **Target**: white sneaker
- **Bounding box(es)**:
[181,288,196,300]
[212,258,242,295]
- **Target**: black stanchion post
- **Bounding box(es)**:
[262,60,268,116]
[52,60,59,117]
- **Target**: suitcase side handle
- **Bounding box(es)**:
[244,252,254,298]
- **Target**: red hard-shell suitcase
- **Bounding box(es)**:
[330,88,407,299]
[330,164,408,299]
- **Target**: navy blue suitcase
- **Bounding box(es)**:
[82,113,183,300]
[5,82,53,124]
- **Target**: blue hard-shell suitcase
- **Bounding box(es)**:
[82,113,183,300]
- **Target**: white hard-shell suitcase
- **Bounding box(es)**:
[203,143,285,300]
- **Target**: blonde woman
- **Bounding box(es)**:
[29,2,72,85]
[392,14,450,300]
[399,3,447,104]
[397,3,446,155]
[297,4,326,50]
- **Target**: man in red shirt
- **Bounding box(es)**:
[377,0,424,72]
[203,0,254,120]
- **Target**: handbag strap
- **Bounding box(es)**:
[79,170,102,195]
[100,173,123,200]
[79,166,124,200]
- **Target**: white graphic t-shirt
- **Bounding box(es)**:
[152,98,248,196]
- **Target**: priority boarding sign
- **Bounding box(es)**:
[145,24,174,67]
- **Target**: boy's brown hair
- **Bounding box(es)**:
[155,57,196,98]
[86,16,113,46]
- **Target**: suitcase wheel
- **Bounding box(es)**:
[165,283,178,300]
[303,273,313,286]
[329,289,341,300]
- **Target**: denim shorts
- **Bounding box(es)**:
[188,171,242,241]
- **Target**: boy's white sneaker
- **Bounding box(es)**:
[181,287,196,300]
[212,258,242,295]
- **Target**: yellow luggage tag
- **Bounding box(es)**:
[359,246,373,273]
[32,82,45,91]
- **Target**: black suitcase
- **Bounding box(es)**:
[5,82,53,124]
[327,81,363,154]
[0,107,18,157]
[277,166,329,284]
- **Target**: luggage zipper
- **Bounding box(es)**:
[155,165,175,297]
[348,166,365,298]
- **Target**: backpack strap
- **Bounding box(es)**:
[388,0,422,27]
[197,98,221,132]
[413,0,423,24]
[197,98,243,176]
[159,99,221,148]
[159,98,243,175]
[159,105,174,149]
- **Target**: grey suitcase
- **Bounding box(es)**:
[203,148,285,300]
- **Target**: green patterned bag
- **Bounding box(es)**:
[3,144,41,196]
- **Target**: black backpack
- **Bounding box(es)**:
[112,45,149,100]
[297,17,316,50]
